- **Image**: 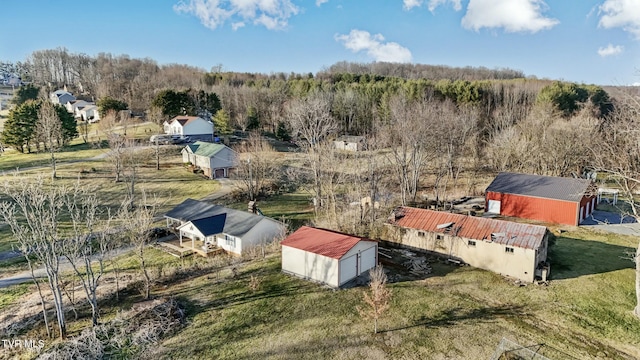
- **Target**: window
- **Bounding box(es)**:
[436,234,443,240]
[505,247,514,253]
[418,231,425,237]
[468,240,476,247]
[224,234,235,247]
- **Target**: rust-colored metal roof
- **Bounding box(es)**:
[389,207,547,250]
[281,226,373,259]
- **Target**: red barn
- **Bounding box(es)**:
[485,172,596,226]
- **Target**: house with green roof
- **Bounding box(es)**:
[181,141,237,179]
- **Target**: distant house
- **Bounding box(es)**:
[65,100,93,117]
[387,207,551,283]
[79,105,100,122]
[50,90,76,105]
[181,141,236,179]
[334,135,366,151]
[164,198,286,256]
[281,226,378,288]
[163,116,213,138]
[485,172,597,226]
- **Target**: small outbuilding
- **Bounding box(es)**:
[281,226,378,288]
[485,172,596,226]
[333,135,366,152]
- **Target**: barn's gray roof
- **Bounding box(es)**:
[485,172,593,203]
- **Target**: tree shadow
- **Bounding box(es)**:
[548,236,634,280]
[380,304,525,333]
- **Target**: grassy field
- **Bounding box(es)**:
[0,150,218,253]
[138,227,640,360]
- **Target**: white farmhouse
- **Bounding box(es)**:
[164,116,214,138]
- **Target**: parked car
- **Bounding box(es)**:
[171,135,190,144]
[149,134,173,144]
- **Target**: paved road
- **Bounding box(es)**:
[581,210,640,236]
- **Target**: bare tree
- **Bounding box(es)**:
[285,91,338,212]
[63,184,114,326]
[591,98,640,317]
[36,99,62,180]
[233,133,280,200]
[99,111,126,182]
[0,177,69,339]
[358,265,391,334]
[384,94,437,205]
[119,194,156,300]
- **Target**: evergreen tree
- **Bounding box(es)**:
[1,100,39,153]
[97,96,128,117]
[12,84,40,105]
[55,105,78,145]
[212,109,232,135]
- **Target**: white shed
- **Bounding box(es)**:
[281,226,378,288]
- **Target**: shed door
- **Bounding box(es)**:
[487,200,501,214]
[359,247,377,275]
[214,168,225,178]
[340,254,358,285]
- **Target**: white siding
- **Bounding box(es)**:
[217,233,241,254]
[183,118,214,136]
[360,246,377,274]
[282,246,339,287]
[339,254,358,285]
[390,227,542,282]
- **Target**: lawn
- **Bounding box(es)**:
[146,227,640,360]
[0,151,218,253]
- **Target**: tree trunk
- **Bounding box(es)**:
[28,259,51,338]
[139,245,151,300]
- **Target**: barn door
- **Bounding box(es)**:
[487,200,501,214]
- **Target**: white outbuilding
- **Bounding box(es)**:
[281,226,378,288]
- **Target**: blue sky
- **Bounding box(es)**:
[1,0,638,85]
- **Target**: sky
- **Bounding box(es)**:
[0,0,639,86]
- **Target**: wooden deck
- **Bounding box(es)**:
[158,238,224,258]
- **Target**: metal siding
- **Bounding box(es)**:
[487,191,579,226]
[359,246,377,275]
[339,254,358,285]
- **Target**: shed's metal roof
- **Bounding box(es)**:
[389,207,548,250]
[281,226,374,259]
[485,172,593,203]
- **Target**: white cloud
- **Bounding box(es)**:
[316,0,329,6]
[403,0,461,12]
[461,0,559,33]
[427,0,462,12]
[335,29,413,63]
[598,43,624,56]
[599,0,640,39]
[403,0,423,10]
[173,0,299,30]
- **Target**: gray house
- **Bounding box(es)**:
[165,199,286,255]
